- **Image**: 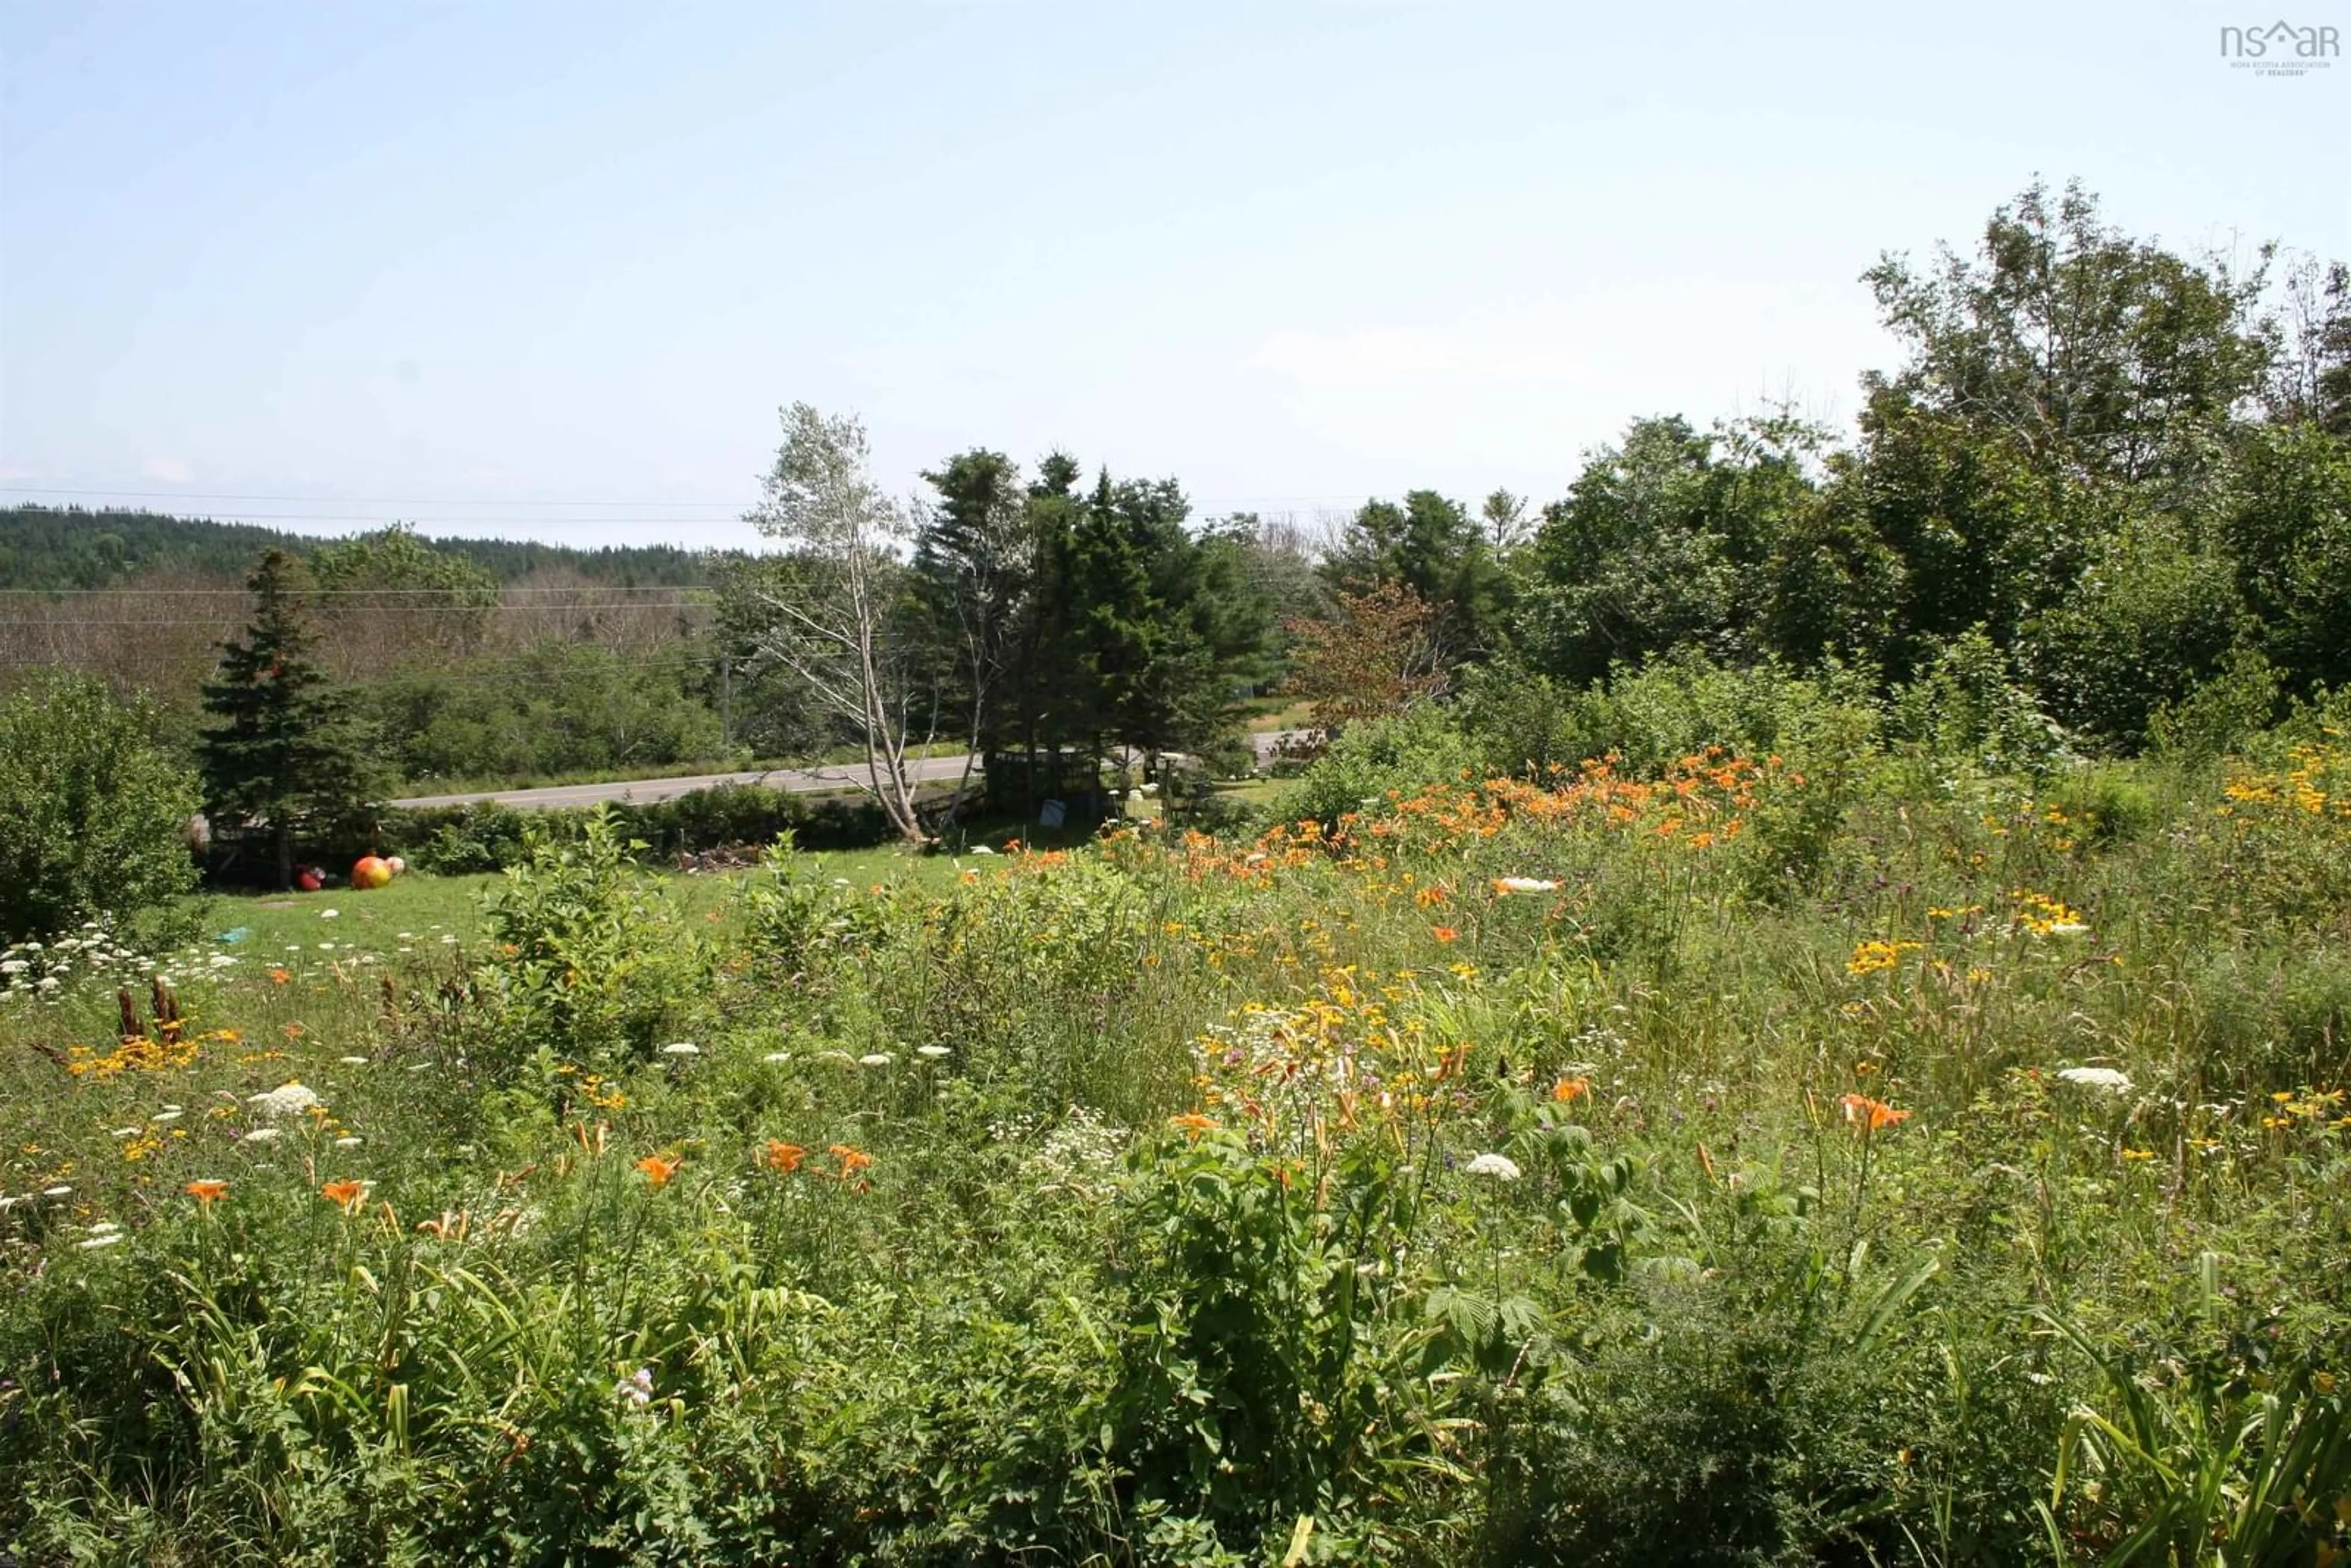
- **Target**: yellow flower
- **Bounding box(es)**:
[1847,940,1921,977]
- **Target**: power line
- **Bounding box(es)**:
[0,651,727,680]
[4,607,714,625]
[7,512,741,528]
[0,585,717,596]
[3,486,749,509]
[5,486,1378,509]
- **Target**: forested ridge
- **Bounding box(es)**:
[0,506,714,590]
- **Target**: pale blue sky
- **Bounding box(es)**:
[2,1,2345,548]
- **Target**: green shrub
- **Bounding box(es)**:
[1891,628,2070,776]
[1601,650,1880,776]
[2148,643,2286,760]
[394,787,898,875]
[2027,517,2244,748]
[473,808,714,1080]
[1458,651,1882,784]
[404,800,541,874]
[376,639,729,785]
[0,670,200,942]
[1278,704,1480,828]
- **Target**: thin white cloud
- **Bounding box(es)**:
[143,457,195,483]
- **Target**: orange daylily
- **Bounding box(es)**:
[635,1153,681,1187]
[184,1179,229,1206]
[1551,1076,1592,1105]
[763,1141,806,1174]
[268,967,291,985]
[320,1179,367,1211]
[1430,926,1459,943]
[1838,1093,1912,1132]
[828,1144,872,1177]
[1168,1111,1216,1138]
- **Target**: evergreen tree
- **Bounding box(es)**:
[1046,471,1269,768]
[1322,489,1507,656]
[198,549,377,887]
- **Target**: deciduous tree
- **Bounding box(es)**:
[1284,583,1451,737]
[737,404,937,844]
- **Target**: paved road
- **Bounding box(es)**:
[390,731,1309,811]
[390,753,980,810]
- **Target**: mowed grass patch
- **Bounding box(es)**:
[185,838,1018,963]
[195,872,502,957]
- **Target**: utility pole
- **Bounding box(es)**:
[719,650,733,749]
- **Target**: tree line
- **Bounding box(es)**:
[0,506,711,591]
[733,179,2350,842]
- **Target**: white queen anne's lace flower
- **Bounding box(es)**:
[1494,877,1561,895]
[1464,1152,1523,1181]
[659,1041,700,1056]
[249,1082,322,1120]
[2057,1066,2132,1092]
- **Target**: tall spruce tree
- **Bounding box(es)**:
[1044,470,1270,772]
[198,549,373,887]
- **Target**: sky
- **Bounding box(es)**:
[2,1,2346,550]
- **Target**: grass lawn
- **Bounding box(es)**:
[193,872,505,956]
[1207,776,1286,808]
[187,837,1044,957]
[1239,695,1316,730]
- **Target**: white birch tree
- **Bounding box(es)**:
[740,404,934,844]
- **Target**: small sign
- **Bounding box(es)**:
[2220,20,2338,74]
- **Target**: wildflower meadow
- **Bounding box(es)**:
[2,730,2349,1565]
